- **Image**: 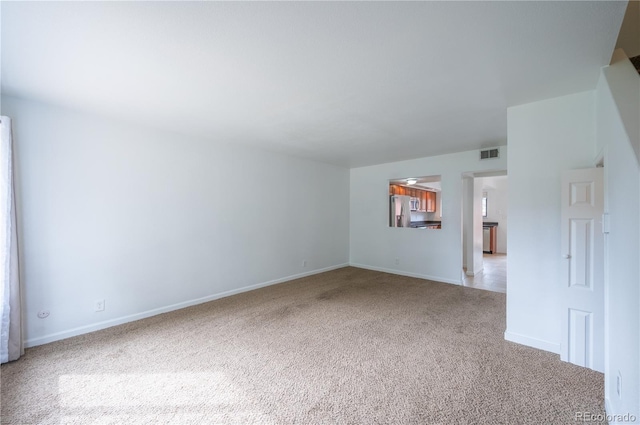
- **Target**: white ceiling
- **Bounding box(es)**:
[481,175,508,191]
[0,1,626,168]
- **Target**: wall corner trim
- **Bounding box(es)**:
[605,398,613,420]
[504,330,561,354]
[349,263,463,286]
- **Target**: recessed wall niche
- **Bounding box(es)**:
[389,176,442,229]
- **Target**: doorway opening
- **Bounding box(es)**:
[461,171,508,293]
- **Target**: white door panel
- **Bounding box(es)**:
[568,309,592,368]
[568,218,594,289]
[561,168,604,372]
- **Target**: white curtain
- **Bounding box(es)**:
[1,116,23,363]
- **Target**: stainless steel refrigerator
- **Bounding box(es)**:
[390,195,411,227]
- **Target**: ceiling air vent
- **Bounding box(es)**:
[480,148,500,160]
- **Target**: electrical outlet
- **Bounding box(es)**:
[395,258,400,266]
[302,260,307,267]
[617,371,622,398]
[94,299,105,312]
[37,310,50,319]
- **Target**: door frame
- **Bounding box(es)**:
[560,166,605,372]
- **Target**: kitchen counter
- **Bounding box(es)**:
[410,221,441,229]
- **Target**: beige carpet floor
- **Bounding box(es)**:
[1,267,604,424]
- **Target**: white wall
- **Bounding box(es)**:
[350,149,506,284]
[506,91,596,353]
[462,177,472,272]
[472,177,483,274]
[4,96,350,347]
[481,175,508,254]
[462,175,483,274]
[596,52,640,421]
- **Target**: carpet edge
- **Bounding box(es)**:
[24,263,350,348]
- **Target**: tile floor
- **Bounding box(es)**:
[463,254,506,293]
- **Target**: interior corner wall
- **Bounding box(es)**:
[481,176,508,254]
[471,178,483,275]
[462,176,472,272]
[4,95,351,347]
[349,149,507,285]
[505,90,596,353]
[596,54,640,420]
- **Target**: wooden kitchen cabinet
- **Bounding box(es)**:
[489,226,497,253]
[389,185,437,214]
[425,191,436,212]
[389,185,406,196]
[483,225,497,254]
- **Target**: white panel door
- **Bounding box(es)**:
[560,168,604,372]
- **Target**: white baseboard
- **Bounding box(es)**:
[604,398,639,424]
[349,263,462,286]
[465,269,482,277]
[605,398,613,420]
[24,263,349,348]
[504,330,561,354]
